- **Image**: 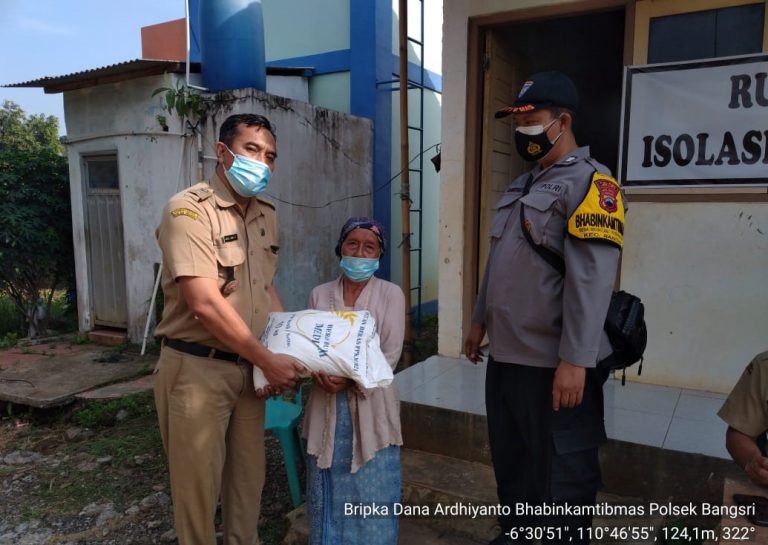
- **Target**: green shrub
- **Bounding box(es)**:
[0,294,20,337]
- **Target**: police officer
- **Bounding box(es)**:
[154,113,304,545]
[464,72,625,544]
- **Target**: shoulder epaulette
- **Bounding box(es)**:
[585,157,614,179]
[255,195,276,210]
[185,183,214,202]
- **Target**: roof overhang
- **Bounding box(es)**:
[3,60,313,94]
[2,59,194,94]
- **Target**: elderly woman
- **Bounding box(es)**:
[303,216,405,545]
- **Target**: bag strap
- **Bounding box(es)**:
[520,172,630,381]
[519,173,565,276]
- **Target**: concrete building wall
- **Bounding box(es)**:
[64,74,372,342]
[387,0,443,313]
[263,0,350,59]
[391,0,443,75]
[621,200,768,393]
[389,88,442,310]
[257,0,443,313]
[439,0,767,394]
[309,73,351,114]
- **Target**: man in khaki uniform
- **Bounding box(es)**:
[719,351,768,488]
[154,113,303,545]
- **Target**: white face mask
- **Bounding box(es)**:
[515,116,560,136]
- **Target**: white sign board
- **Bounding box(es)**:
[620,55,768,186]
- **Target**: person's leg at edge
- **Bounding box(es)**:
[486,357,554,544]
[154,349,237,545]
[220,362,266,545]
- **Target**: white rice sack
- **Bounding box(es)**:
[254,310,393,390]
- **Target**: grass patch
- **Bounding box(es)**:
[73,392,156,429]
[17,392,167,516]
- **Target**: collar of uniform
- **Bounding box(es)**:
[529,145,590,180]
[553,146,590,168]
[209,173,239,209]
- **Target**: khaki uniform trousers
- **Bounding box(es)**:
[154,346,265,545]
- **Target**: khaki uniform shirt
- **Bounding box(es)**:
[155,175,279,350]
[719,352,768,437]
[472,147,623,368]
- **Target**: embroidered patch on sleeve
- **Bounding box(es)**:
[170,208,200,221]
[567,172,624,248]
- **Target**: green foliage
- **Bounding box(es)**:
[152,82,206,132]
[0,100,63,154]
[73,392,156,429]
[0,293,20,336]
[0,331,18,348]
[0,101,73,336]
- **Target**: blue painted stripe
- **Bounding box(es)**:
[349,0,392,280]
[267,49,351,75]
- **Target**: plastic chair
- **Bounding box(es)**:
[265,387,304,507]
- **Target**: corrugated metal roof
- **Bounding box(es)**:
[2,59,191,93]
[3,59,310,94]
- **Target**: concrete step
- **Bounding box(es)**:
[87,328,128,346]
[401,399,743,507]
[282,448,667,544]
[282,504,483,545]
[401,448,498,542]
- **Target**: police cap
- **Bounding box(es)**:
[495,71,579,118]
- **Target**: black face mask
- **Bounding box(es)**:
[514,117,562,162]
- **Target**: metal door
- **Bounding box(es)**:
[84,155,128,327]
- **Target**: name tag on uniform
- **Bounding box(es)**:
[223,234,238,243]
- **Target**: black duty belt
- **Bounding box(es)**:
[164,338,242,363]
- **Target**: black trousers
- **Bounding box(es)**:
[485,357,607,544]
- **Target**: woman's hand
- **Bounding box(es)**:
[313,372,352,394]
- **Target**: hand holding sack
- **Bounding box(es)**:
[255,310,393,390]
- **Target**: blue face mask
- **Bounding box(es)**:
[340,256,379,282]
[223,146,271,197]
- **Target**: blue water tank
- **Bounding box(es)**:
[199,0,266,92]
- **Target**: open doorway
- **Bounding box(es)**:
[476,8,626,283]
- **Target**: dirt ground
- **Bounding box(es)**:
[0,316,437,545]
[0,390,300,545]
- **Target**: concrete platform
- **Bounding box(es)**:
[396,356,743,507]
[0,345,156,408]
[76,373,155,400]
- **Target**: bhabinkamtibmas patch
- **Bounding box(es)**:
[170,208,199,221]
[567,172,624,248]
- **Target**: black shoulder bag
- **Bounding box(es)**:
[519,175,647,385]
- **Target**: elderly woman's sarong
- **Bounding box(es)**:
[306,391,400,545]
